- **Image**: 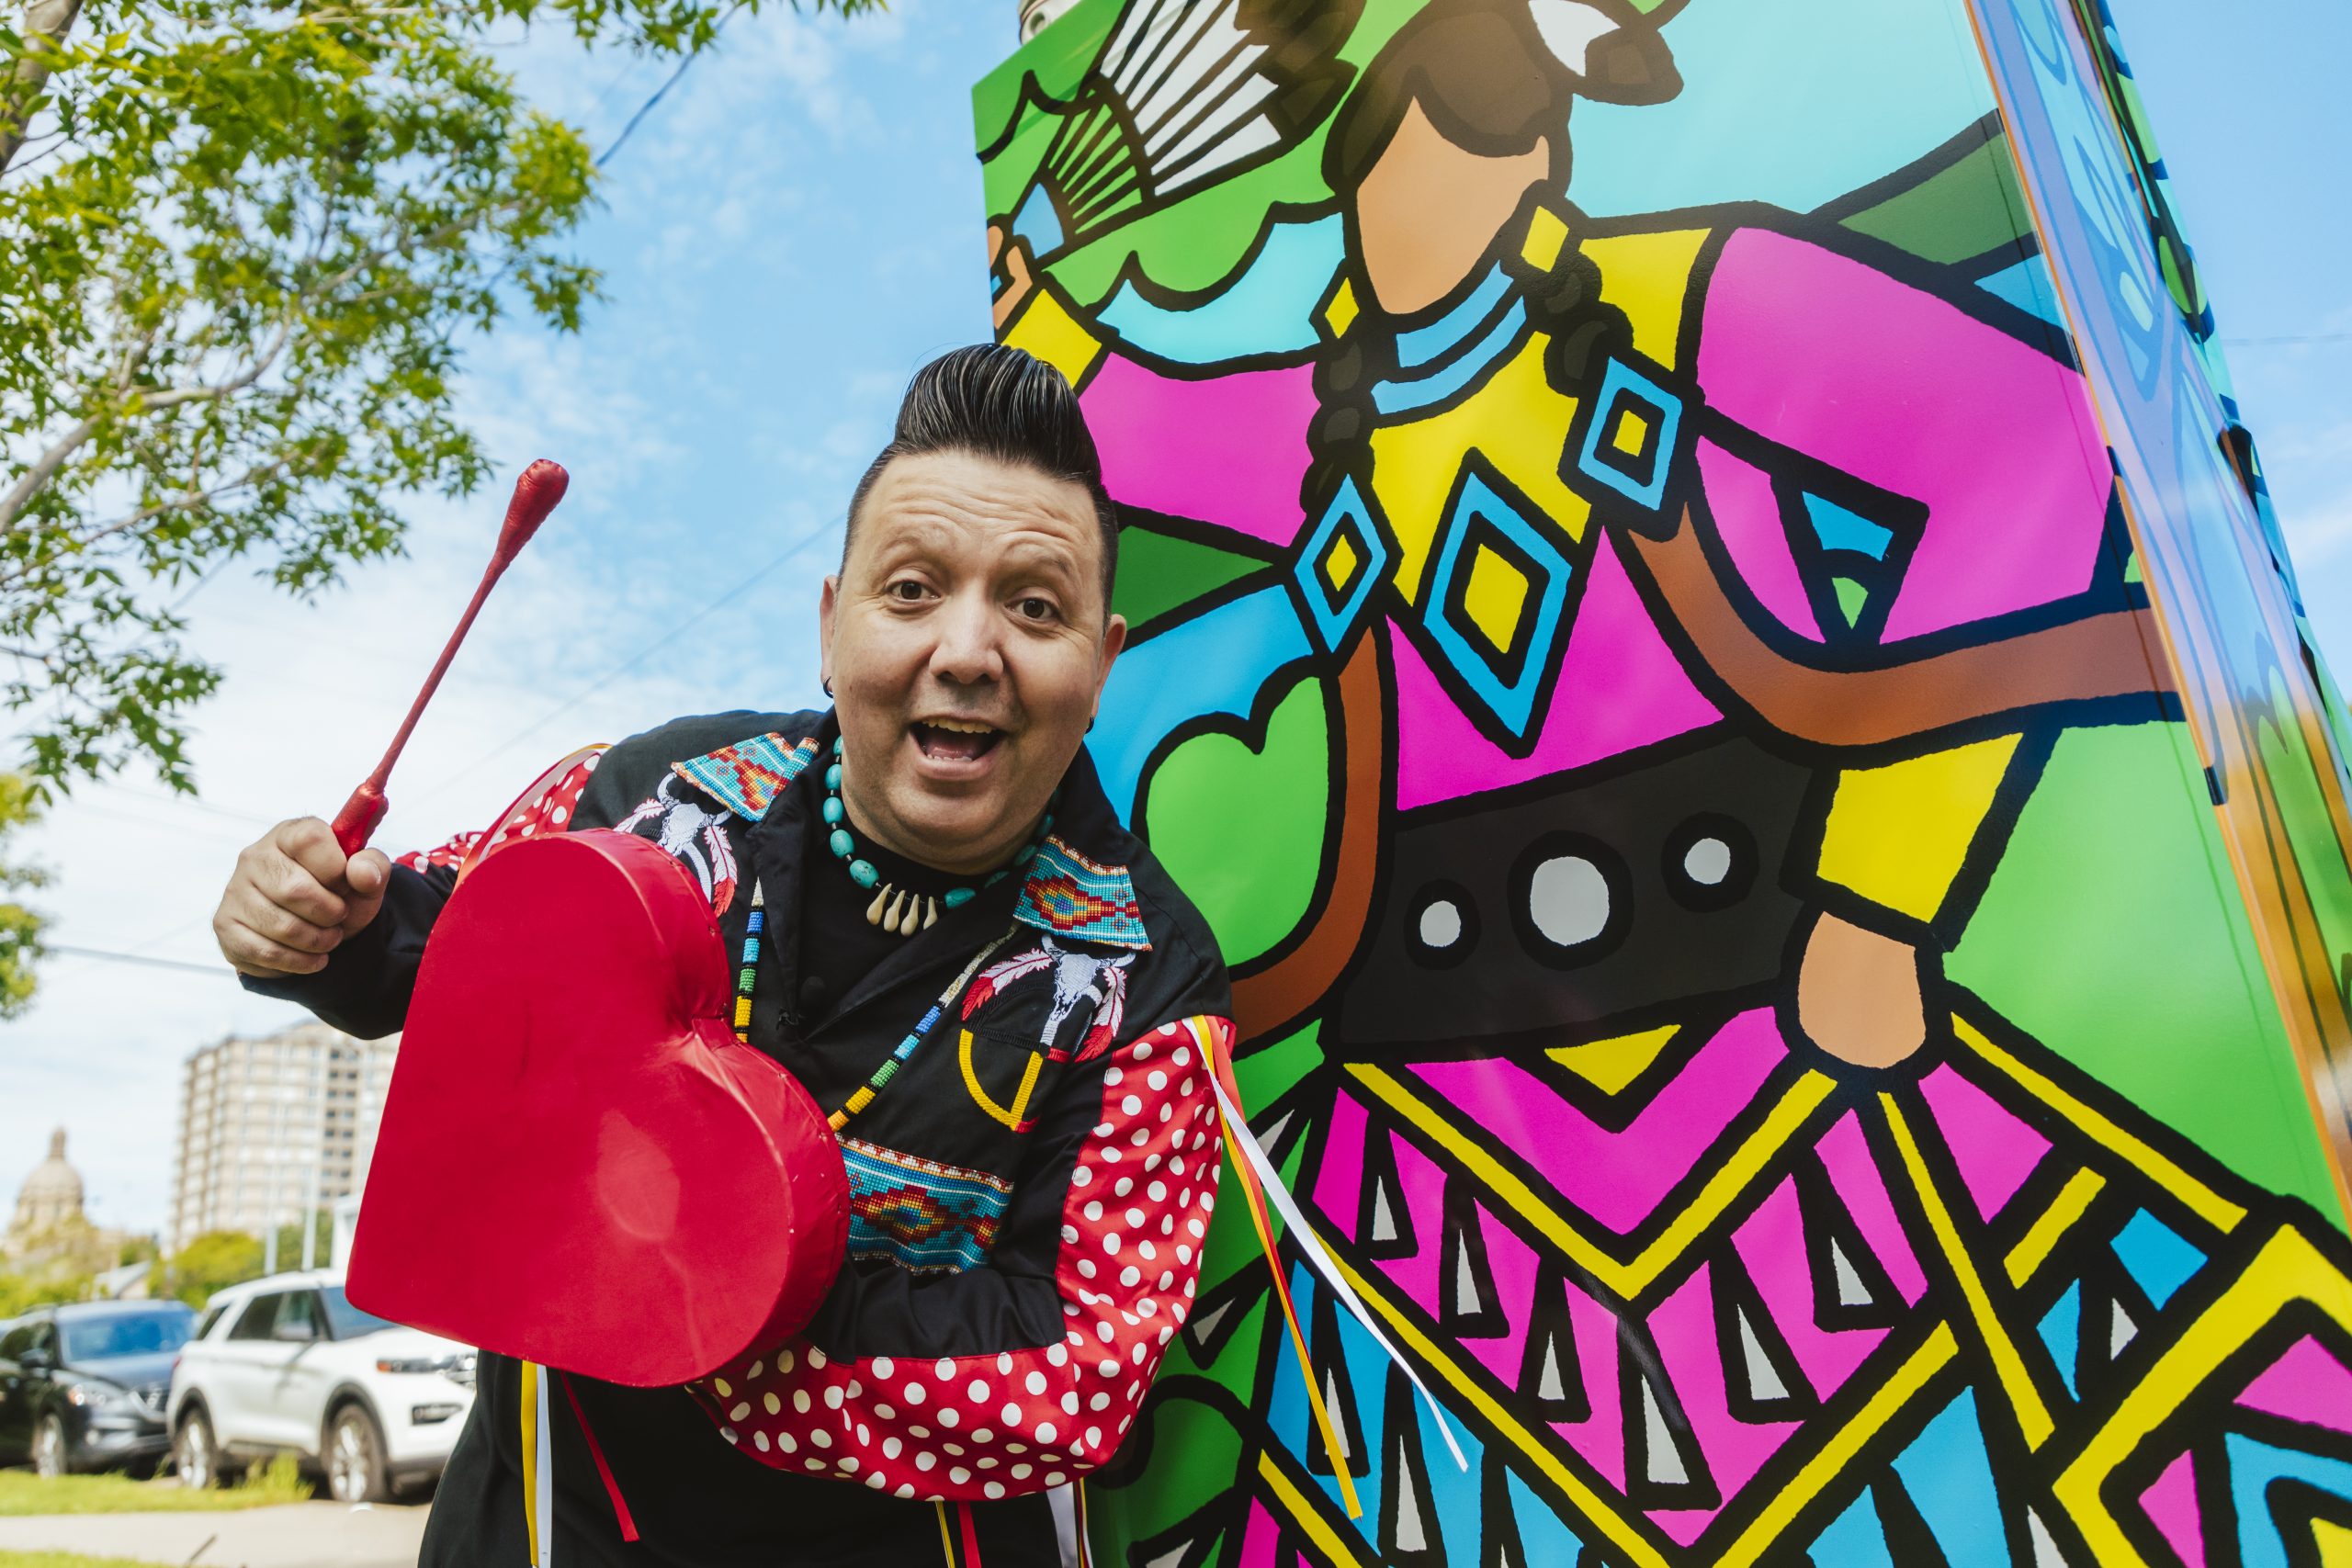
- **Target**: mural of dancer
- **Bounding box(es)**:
[973,0,2352,1563]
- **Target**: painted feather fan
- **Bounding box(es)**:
[1023,0,1361,253]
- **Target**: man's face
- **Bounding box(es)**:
[820,449,1126,877]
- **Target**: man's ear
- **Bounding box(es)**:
[818,574,840,692]
[1093,613,1128,710]
[1526,0,1681,106]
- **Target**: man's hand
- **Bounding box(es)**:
[214,818,391,977]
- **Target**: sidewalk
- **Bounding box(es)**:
[0,1499,427,1568]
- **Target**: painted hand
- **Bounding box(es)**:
[1794,908,1929,1069]
[988,220,1035,333]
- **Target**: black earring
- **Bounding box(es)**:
[822,677,834,698]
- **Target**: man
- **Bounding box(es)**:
[213,344,1233,1566]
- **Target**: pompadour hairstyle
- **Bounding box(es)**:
[844,344,1121,615]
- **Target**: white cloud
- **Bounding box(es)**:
[2284,491,2352,567]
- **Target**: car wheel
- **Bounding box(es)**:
[175,1408,220,1491]
[31,1413,68,1480]
[325,1403,390,1505]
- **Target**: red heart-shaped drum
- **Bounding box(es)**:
[348,829,847,1387]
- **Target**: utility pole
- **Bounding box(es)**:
[300,1040,326,1270]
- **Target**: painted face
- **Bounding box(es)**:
[1352,100,1553,315]
[820,450,1127,878]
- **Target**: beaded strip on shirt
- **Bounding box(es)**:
[729,874,1015,1134]
[731,882,766,1041]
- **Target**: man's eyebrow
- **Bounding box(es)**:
[997,538,1083,583]
[864,518,956,560]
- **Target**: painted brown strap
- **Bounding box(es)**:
[1232,634,1385,1042]
[1625,510,2170,748]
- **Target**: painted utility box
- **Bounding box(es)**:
[975,1,2352,1562]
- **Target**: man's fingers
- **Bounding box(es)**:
[219,919,331,977]
[251,900,343,954]
[257,850,349,928]
[276,816,353,890]
[344,848,390,899]
[220,885,343,954]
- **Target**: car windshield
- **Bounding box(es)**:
[320,1287,396,1341]
[61,1308,192,1362]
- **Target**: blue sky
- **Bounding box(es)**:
[2121,0,2352,677]
[5,0,2346,1235]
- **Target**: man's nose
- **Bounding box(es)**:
[928,589,1005,686]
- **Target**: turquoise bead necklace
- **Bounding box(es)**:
[821,736,1058,936]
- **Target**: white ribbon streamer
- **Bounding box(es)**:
[1207,1075,1470,1472]
[535,1365,554,1568]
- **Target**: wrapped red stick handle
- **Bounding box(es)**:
[331,459,570,857]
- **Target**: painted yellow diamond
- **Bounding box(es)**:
[1463,544,1531,655]
[1324,532,1361,592]
[1611,406,1651,457]
[1321,277,1360,340]
[1520,205,1570,273]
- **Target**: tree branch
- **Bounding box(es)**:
[0,0,85,175]
[0,453,298,589]
[0,318,291,533]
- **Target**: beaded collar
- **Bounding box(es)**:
[818,736,1059,937]
[669,725,1152,953]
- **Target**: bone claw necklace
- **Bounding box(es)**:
[822,737,1057,936]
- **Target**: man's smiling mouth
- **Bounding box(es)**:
[910,718,1006,761]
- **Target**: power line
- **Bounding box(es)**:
[399,513,842,813]
[2222,331,2352,348]
[46,943,233,977]
[594,1,744,167]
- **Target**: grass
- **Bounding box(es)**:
[0,1552,176,1567]
[0,1453,310,1517]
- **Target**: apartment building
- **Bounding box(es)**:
[164,1022,397,1254]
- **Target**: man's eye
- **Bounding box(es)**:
[888,581,929,602]
[1015,596,1057,621]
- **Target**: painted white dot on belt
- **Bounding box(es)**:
[1529,853,1610,945]
[1684,836,1733,886]
[1418,897,1463,948]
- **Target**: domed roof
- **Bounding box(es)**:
[16,1127,83,1212]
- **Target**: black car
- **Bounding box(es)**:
[0,1301,196,1476]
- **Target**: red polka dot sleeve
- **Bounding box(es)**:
[689,1013,1232,1501]
[392,749,602,873]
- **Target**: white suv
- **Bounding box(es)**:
[166,1270,475,1502]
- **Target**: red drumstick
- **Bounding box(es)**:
[330,459,570,856]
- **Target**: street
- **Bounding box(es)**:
[0,1497,427,1568]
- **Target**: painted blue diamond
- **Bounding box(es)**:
[1292,473,1393,654]
[1573,355,1684,513]
[1420,467,1575,744]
